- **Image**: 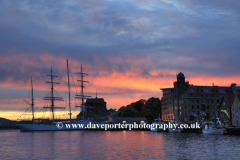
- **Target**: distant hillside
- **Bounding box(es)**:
[0,117,18,129]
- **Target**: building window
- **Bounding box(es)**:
[185,106,187,109]
[192,105,194,109]
[197,111,199,115]
[192,100,194,103]
[207,105,209,109]
[197,106,199,109]
[197,100,199,103]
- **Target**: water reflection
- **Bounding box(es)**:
[0,130,240,159]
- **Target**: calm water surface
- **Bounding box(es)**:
[0,130,240,159]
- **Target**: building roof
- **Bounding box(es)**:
[177,72,185,78]
[236,94,240,100]
[181,85,240,95]
[229,94,240,107]
[112,117,147,122]
[160,88,173,90]
[220,95,235,108]
[86,98,105,103]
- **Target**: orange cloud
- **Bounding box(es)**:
[1,53,240,120]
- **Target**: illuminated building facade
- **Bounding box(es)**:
[161,72,240,122]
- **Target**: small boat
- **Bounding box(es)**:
[202,127,224,135]
[150,118,167,132]
[202,117,224,135]
[168,121,183,133]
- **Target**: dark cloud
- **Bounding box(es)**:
[0,0,240,113]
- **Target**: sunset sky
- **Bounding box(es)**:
[1,0,240,120]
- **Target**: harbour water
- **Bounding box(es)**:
[1,130,240,159]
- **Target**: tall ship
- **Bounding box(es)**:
[17,60,102,131]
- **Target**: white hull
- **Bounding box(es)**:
[150,127,166,132]
[202,128,224,135]
[168,128,183,133]
[151,128,158,132]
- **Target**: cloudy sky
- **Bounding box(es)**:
[1,0,240,120]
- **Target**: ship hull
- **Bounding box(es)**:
[202,128,224,135]
[168,128,183,133]
[18,123,84,131]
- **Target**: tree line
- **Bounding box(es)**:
[118,97,161,122]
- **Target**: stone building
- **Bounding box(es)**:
[85,97,107,119]
[161,72,240,122]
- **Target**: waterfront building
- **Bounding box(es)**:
[76,96,107,119]
[85,96,107,119]
[108,117,147,124]
[161,72,240,122]
[230,94,240,126]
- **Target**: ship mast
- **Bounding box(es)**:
[213,83,216,126]
[75,64,91,120]
[31,76,34,122]
[43,67,65,122]
[22,76,35,122]
[67,59,72,120]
